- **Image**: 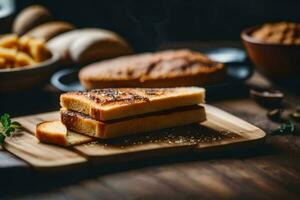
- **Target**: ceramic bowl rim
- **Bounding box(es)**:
[241,24,300,47]
[0,51,60,73]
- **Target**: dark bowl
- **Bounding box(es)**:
[241,25,300,80]
[0,51,60,92]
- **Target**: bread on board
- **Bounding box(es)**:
[60,87,205,121]
[60,105,206,138]
[36,121,93,146]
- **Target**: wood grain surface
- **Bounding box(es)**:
[1,95,300,199]
[1,68,300,199]
[4,105,265,169]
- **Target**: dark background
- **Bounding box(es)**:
[14,0,300,51]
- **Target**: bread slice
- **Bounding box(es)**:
[60,105,206,138]
[36,121,93,146]
[79,49,225,89]
[60,87,205,121]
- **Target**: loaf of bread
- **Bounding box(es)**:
[69,29,132,64]
[61,105,206,138]
[79,49,225,89]
[13,5,52,36]
[24,21,75,41]
[36,121,93,146]
[47,28,132,64]
[60,87,205,121]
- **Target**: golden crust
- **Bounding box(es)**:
[35,121,93,146]
[36,121,68,146]
[79,49,225,89]
[61,105,206,139]
[60,87,205,121]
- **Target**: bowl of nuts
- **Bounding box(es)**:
[241,22,300,80]
[0,34,60,92]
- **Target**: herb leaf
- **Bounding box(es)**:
[0,113,21,145]
[271,120,295,135]
[1,113,11,129]
[11,121,21,127]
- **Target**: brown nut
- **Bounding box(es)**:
[267,108,283,122]
[290,107,300,122]
[250,88,284,108]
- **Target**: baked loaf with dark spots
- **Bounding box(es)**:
[79,49,225,89]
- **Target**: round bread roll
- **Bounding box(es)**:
[13,5,52,36]
[47,28,131,63]
[47,30,85,63]
[24,21,75,41]
[69,29,132,64]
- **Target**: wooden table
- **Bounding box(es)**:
[1,71,300,200]
[1,37,300,199]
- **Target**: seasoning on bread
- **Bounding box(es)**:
[79,49,225,89]
[60,87,205,121]
[36,87,206,145]
[61,105,206,139]
[13,5,52,36]
[36,121,93,146]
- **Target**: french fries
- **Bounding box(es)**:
[0,34,50,69]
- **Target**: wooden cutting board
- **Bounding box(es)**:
[4,105,266,170]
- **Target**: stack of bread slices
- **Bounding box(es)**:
[36,87,206,146]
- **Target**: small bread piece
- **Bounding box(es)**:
[24,21,75,41]
[0,47,17,60]
[0,58,7,68]
[0,35,19,48]
[19,36,31,51]
[36,121,93,146]
[13,5,52,35]
[61,105,206,138]
[79,49,225,89]
[60,87,205,121]
[16,52,36,67]
[27,38,51,62]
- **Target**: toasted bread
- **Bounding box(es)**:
[79,49,225,89]
[36,121,93,146]
[61,105,206,138]
[60,87,205,121]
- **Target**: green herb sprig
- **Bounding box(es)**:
[271,120,295,135]
[0,113,21,145]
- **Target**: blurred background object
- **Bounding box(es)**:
[0,0,15,33]
[2,0,300,116]
[14,0,300,52]
[242,25,300,80]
